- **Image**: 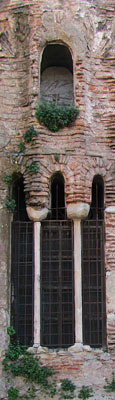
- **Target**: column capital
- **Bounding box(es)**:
[26,206,48,222]
[105,206,115,213]
[67,202,90,220]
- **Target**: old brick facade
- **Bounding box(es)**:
[0,0,115,397]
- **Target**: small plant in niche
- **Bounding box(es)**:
[3,173,13,184]
[18,141,25,153]
[26,161,39,174]
[54,153,60,162]
[23,125,38,143]
[8,387,19,400]
[4,197,16,212]
[35,101,79,132]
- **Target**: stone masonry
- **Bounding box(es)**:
[0,0,115,398]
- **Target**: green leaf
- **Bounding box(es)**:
[35,101,79,132]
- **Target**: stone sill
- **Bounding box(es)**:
[27,343,111,358]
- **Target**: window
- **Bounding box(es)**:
[11,173,106,348]
[82,176,106,347]
[40,43,73,105]
[41,173,74,347]
[11,177,34,345]
[51,172,65,219]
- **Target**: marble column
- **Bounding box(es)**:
[26,206,48,346]
[105,206,115,349]
[67,202,90,345]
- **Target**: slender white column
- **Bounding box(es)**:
[74,219,83,343]
[67,202,90,345]
[34,222,41,345]
[26,207,49,347]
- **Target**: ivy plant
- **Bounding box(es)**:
[35,101,79,132]
[18,141,26,153]
[8,387,19,400]
[78,386,93,399]
[104,373,115,392]
[3,330,54,392]
[59,379,76,399]
[7,326,16,337]
[23,125,38,143]
[3,174,13,184]
[4,197,16,212]
[26,161,39,174]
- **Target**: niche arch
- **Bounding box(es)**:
[40,43,74,105]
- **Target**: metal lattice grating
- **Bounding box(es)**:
[11,221,34,346]
[41,220,74,348]
[82,218,106,348]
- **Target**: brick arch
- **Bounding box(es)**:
[46,157,107,207]
[105,161,115,207]
[24,154,115,210]
[24,154,68,209]
[82,158,107,205]
[48,160,73,209]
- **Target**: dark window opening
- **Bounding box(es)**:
[40,44,73,105]
[11,177,34,346]
[82,176,106,348]
[12,177,29,221]
[88,175,104,220]
[41,173,74,348]
[41,44,73,74]
[51,172,65,219]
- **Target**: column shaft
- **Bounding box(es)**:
[34,222,41,345]
[74,219,83,343]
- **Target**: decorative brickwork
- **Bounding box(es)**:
[0,0,115,398]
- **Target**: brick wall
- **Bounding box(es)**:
[0,0,115,397]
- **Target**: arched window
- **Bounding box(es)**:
[82,176,106,348]
[88,175,104,220]
[51,172,65,219]
[41,173,74,347]
[11,177,34,345]
[40,43,73,105]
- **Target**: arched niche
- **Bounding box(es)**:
[40,44,74,105]
[51,172,65,219]
[89,175,104,220]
